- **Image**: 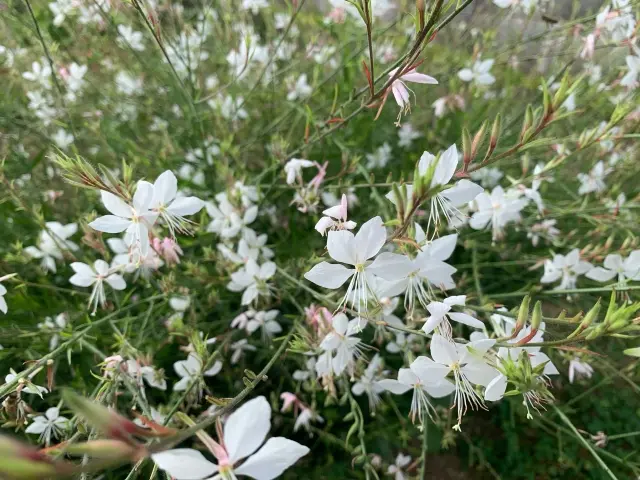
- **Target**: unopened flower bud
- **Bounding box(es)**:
[568,299,600,339]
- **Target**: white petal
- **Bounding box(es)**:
[457,68,473,81]
[167,197,204,216]
[304,262,354,289]
[441,180,483,206]
[585,267,616,282]
[25,419,47,434]
[367,253,413,281]
[354,216,386,262]
[423,234,457,261]
[89,215,131,233]
[101,191,131,218]
[106,274,126,291]
[411,356,449,383]
[484,374,507,401]
[153,170,178,206]
[430,335,457,365]
[224,396,271,463]
[448,312,484,329]
[152,449,218,480]
[327,230,357,265]
[133,181,154,212]
[423,379,455,398]
[433,144,458,186]
[377,379,411,395]
[234,437,309,480]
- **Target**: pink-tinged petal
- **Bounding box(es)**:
[322,204,344,220]
[411,356,449,383]
[484,374,507,401]
[441,180,484,206]
[304,262,354,289]
[89,215,131,233]
[354,216,386,262]
[423,379,455,398]
[585,267,616,282]
[391,84,406,108]
[448,312,484,329]
[133,181,154,212]
[167,197,204,216]
[224,396,271,464]
[106,274,126,290]
[152,449,218,480]
[327,230,357,265]
[153,170,177,207]
[400,70,438,84]
[101,191,131,218]
[234,437,309,480]
[367,252,413,281]
[457,68,473,82]
[430,334,457,365]
[315,216,335,235]
[377,379,412,395]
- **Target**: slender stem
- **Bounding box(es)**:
[553,406,619,480]
[419,418,429,480]
[0,295,165,398]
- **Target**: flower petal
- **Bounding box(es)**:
[327,230,357,265]
[354,216,386,262]
[152,449,218,480]
[167,197,204,216]
[377,379,412,395]
[224,396,271,463]
[367,252,413,281]
[89,215,131,233]
[101,191,131,218]
[304,262,354,289]
[153,170,177,207]
[234,437,309,480]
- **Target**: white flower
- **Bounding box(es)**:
[49,0,75,26]
[387,453,412,480]
[242,0,268,13]
[422,295,484,337]
[458,59,496,86]
[377,356,455,424]
[227,259,276,305]
[387,68,437,123]
[315,194,357,236]
[352,354,386,410]
[115,71,143,95]
[387,145,483,232]
[173,352,221,392]
[65,62,87,93]
[304,216,412,314]
[125,360,167,391]
[568,358,594,384]
[470,186,527,241]
[620,54,640,89]
[293,357,316,382]
[22,60,52,89]
[287,74,312,101]
[425,334,499,429]
[397,124,421,148]
[52,128,74,149]
[387,230,458,311]
[540,249,592,290]
[293,406,324,433]
[89,182,158,256]
[246,310,282,340]
[0,282,7,314]
[586,251,640,284]
[206,194,257,239]
[152,396,309,480]
[25,407,69,445]
[284,158,315,185]
[577,161,610,195]
[527,219,560,247]
[470,167,503,188]
[230,339,257,364]
[150,171,204,236]
[24,222,78,273]
[4,369,48,396]
[69,260,126,314]
[366,143,392,169]
[317,314,363,376]
[117,25,145,51]
[38,313,68,351]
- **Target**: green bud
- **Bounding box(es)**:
[530,301,542,331]
[567,299,600,339]
[513,295,531,337]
